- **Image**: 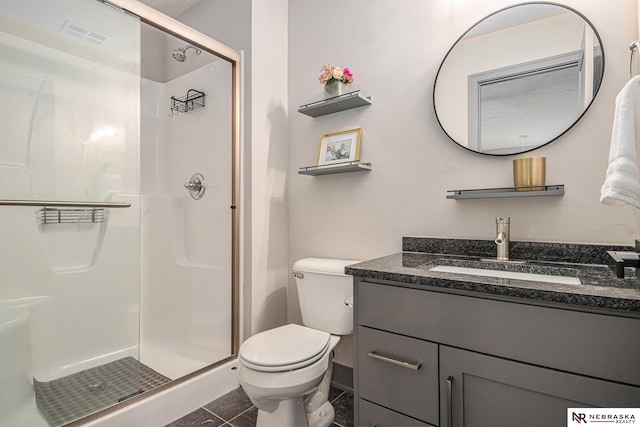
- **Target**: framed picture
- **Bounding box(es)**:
[317,128,362,166]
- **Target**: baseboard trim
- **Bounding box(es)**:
[331,362,353,393]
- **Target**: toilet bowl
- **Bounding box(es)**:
[239,258,358,427]
[239,324,340,427]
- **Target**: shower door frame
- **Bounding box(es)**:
[69,0,241,424]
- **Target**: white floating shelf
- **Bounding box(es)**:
[298,91,372,117]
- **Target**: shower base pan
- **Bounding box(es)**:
[33,356,170,426]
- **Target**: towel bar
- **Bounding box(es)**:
[629,41,640,78]
[0,200,131,208]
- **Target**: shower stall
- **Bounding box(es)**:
[0,0,240,425]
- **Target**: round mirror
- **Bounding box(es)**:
[433,2,604,156]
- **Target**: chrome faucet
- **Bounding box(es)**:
[495,217,510,261]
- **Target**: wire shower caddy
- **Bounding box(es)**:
[35,207,106,226]
[169,89,205,116]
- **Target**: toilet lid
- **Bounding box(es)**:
[239,324,331,372]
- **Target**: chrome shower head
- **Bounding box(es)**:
[171,45,202,62]
[172,50,186,62]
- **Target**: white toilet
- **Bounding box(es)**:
[239,258,358,427]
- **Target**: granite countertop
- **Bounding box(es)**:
[345,238,640,314]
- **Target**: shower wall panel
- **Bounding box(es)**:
[140,59,232,379]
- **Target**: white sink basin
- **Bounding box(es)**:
[429,265,581,285]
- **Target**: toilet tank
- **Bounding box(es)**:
[293,258,359,335]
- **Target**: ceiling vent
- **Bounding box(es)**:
[60,20,107,45]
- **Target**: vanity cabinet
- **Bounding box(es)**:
[358,326,438,426]
[359,398,433,427]
[440,346,640,427]
[353,278,640,427]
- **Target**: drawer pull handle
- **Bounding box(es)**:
[367,351,421,371]
[446,376,454,427]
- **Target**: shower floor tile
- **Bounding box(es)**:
[166,386,353,427]
[33,356,170,426]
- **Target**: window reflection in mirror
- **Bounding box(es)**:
[434,2,604,156]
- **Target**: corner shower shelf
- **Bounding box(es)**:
[298,161,372,176]
[446,184,564,200]
[298,91,372,117]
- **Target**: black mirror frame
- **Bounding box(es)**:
[433,1,605,156]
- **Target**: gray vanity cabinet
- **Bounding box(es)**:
[359,398,433,427]
[353,278,640,427]
[440,346,640,427]
[358,326,438,426]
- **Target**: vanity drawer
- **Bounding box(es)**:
[357,280,640,386]
[359,399,435,427]
[358,326,439,425]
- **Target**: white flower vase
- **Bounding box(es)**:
[324,81,350,99]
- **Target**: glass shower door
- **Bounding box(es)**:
[139,22,234,380]
[0,0,142,425]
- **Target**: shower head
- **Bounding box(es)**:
[171,45,202,62]
[171,50,187,62]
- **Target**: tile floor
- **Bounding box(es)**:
[165,386,353,427]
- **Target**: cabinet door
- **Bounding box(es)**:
[440,346,640,427]
[358,326,439,425]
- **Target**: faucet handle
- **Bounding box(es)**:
[605,240,640,278]
[606,251,640,278]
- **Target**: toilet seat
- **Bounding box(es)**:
[239,324,331,372]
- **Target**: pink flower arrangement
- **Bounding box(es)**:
[318,65,354,85]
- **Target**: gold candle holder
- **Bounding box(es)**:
[513,157,546,191]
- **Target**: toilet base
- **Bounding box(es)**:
[305,349,336,427]
[254,396,336,427]
[248,358,337,427]
[307,400,335,427]
[256,397,309,427]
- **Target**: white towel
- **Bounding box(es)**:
[600,75,640,208]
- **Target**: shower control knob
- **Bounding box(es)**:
[184,173,206,200]
[184,182,199,190]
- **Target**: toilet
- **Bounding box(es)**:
[238,258,358,427]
